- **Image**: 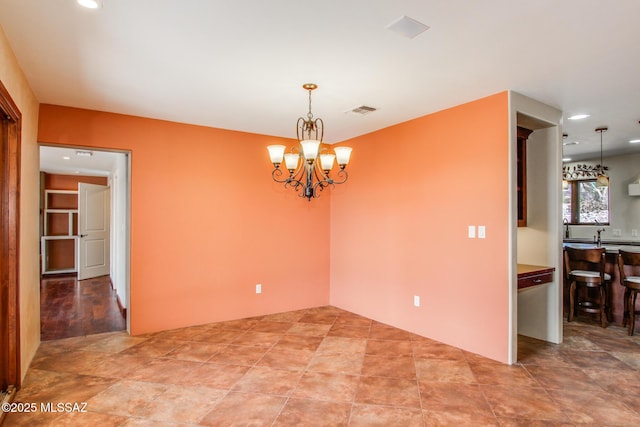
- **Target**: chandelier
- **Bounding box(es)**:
[267,83,352,201]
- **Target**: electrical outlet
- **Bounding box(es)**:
[613,229,622,237]
[256,283,262,294]
[478,225,486,239]
[633,229,639,237]
[468,225,476,238]
[413,295,420,307]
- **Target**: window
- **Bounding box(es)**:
[562,179,609,225]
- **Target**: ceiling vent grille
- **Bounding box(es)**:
[350,105,377,115]
[386,16,430,39]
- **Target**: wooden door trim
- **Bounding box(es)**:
[0,79,22,391]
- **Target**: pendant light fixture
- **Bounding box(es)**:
[267,84,352,201]
[562,133,570,190]
[595,127,609,187]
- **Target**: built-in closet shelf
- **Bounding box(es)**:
[42,189,79,274]
[45,209,78,213]
[40,236,78,275]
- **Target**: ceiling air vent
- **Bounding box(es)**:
[350,105,377,115]
[386,16,430,39]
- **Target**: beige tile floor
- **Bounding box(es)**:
[5,306,640,426]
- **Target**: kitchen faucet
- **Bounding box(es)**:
[594,224,605,247]
[563,218,570,238]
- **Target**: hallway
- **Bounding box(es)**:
[40,275,125,341]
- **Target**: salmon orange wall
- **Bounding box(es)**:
[38,105,331,335]
[329,92,511,362]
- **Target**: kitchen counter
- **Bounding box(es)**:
[563,241,640,254]
[517,264,555,290]
[563,238,640,245]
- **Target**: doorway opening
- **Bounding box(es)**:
[39,145,131,340]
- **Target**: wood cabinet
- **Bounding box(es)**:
[517,264,554,290]
[517,126,533,227]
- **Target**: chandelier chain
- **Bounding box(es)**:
[307,88,313,120]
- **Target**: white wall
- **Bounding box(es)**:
[509,91,563,363]
[564,152,640,241]
[108,153,129,313]
[517,127,563,344]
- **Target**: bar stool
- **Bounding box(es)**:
[564,247,611,327]
[617,250,640,336]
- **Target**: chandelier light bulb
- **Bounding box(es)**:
[319,153,335,171]
[284,153,300,171]
[596,174,609,187]
[300,140,321,162]
[334,147,352,167]
[267,145,285,165]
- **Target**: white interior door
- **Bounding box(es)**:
[78,183,110,280]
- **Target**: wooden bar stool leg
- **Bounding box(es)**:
[568,281,576,322]
[622,287,630,328]
[606,282,613,322]
[599,286,607,328]
[630,290,638,336]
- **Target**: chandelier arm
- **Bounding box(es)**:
[309,165,330,198]
[296,117,306,142]
[283,166,305,191]
[315,117,324,143]
[331,168,348,185]
[271,167,290,184]
[285,154,305,181]
[312,160,331,183]
[312,178,331,197]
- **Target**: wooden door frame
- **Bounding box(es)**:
[0,79,21,392]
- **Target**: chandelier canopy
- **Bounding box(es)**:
[267,84,352,201]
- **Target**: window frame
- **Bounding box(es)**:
[563,178,610,225]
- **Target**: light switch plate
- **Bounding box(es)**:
[478,225,486,239]
[468,225,476,238]
[414,295,420,307]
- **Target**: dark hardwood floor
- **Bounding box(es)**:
[40,274,125,341]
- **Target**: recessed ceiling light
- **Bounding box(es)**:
[630,139,640,144]
[386,16,430,39]
[77,0,102,9]
[62,156,70,160]
[563,157,572,162]
[568,114,590,120]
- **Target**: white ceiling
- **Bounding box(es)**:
[40,145,119,176]
[2,0,640,165]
